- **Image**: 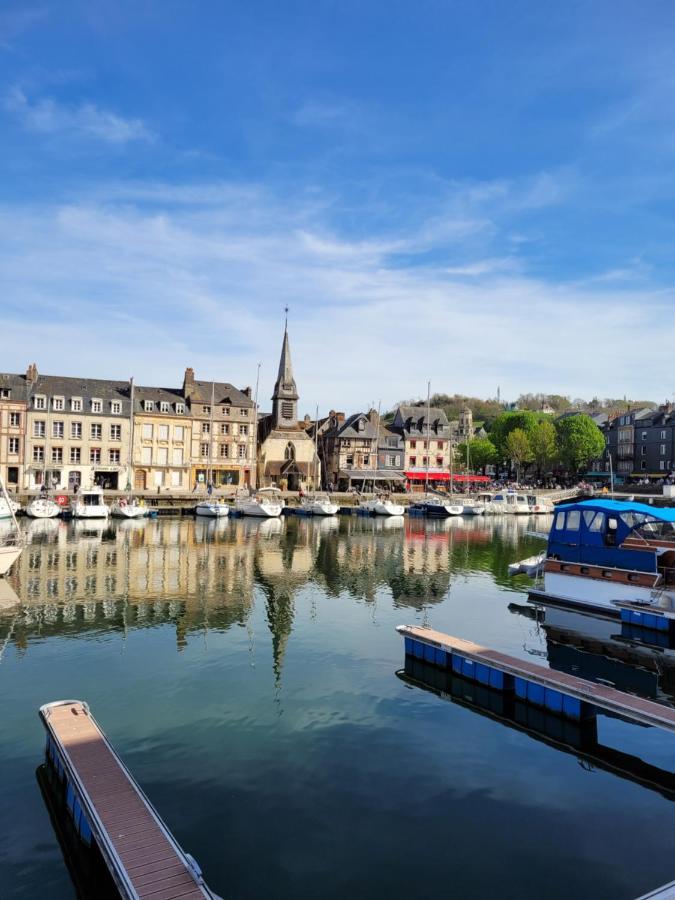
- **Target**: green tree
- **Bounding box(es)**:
[530,420,558,475]
[489,411,540,461]
[505,428,533,481]
[458,438,498,474]
[555,414,605,473]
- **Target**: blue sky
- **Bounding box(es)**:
[1,1,674,413]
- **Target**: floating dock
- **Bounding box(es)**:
[40,700,219,900]
[396,625,675,732]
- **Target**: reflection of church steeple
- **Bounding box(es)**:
[264,588,294,686]
[272,315,299,429]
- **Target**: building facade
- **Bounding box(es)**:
[0,374,27,491]
[319,410,382,490]
[257,326,320,490]
[595,405,675,480]
[132,385,192,491]
[391,405,451,490]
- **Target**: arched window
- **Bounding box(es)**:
[284,442,295,461]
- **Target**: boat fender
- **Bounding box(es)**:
[119,499,127,507]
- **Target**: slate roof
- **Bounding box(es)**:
[188,380,254,408]
[325,412,379,440]
[134,385,190,416]
[0,372,131,415]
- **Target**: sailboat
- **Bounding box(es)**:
[301,406,338,515]
[111,379,147,519]
[26,496,61,518]
[195,381,229,518]
[0,475,23,576]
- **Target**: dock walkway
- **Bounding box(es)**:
[40,700,217,900]
[397,625,675,733]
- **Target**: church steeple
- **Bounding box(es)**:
[272,313,299,429]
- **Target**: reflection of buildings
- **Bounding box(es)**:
[5,519,256,650]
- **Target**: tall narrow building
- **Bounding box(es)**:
[257,322,320,490]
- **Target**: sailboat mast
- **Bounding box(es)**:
[253,362,260,490]
[424,381,431,495]
[314,404,319,491]
[209,380,215,487]
[127,377,135,493]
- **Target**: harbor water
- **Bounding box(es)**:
[1,513,675,899]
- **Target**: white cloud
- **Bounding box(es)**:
[4,87,153,144]
[0,180,671,412]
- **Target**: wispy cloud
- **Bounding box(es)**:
[0,180,671,409]
[4,86,154,144]
[0,6,48,48]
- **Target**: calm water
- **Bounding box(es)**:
[1,513,675,899]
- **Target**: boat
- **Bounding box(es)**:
[235,487,284,518]
[359,495,405,516]
[486,490,533,515]
[70,488,109,519]
[459,499,485,516]
[27,496,61,519]
[0,476,23,576]
[300,493,339,516]
[0,495,21,519]
[529,499,675,616]
[419,495,464,517]
[508,552,546,577]
[110,497,147,518]
[195,501,230,518]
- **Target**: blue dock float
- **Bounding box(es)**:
[397,625,675,732]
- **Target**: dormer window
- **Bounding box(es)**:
[222,407,230,416]
[241,408,248,416]
[144,400,155,412]
[91,398,102,413]
[0,389,9,399]
[71,397,82,412]
[110,400,122,415]
[160,401,170,413]
[203,406,210,415]
[175,402,185,414]
[34,395,46,410]
[53,396,65,411]
[357,419,365,432]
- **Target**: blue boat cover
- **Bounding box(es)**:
[570,499,675,523]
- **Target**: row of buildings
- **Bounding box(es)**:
[590,405,675,481]
[0,327,477,494]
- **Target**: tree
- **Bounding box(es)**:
[505,428,533,481]
[530,420,558,475]
[489,411,541,462]
[458,438,498,474]
[555,414,605,473]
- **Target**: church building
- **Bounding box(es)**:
[257,323,320,491]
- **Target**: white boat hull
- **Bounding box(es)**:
[195,503,229,518]
[541,571,675,613]
[236,501,282,518]
[111,503,147,519]
[0,545,22,576]
[360,500,405,516]
[71,504,109,518]
[27,499,61,519]
[302,502,339,516]
[0,498,20,519]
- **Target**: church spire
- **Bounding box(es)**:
[272,311,299,429]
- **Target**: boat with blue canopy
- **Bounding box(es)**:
[531,499,675,618]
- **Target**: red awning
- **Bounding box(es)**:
[404,471,450,481]
[451,474,490,482]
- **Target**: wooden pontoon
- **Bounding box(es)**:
[40,700,220,900]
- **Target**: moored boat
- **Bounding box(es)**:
[235,487,284,518]
[0,495,21,519]
[110,498,147,519]
[300,493,339,516]
[359,495,405,516]
[27,497,61,519]
[71,488,109,519]
[530,499,675,616]
[195,501,230,518]
[0,475,23,576]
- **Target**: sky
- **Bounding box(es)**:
[1,1,674,414]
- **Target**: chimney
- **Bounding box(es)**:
[183,367,195,400]
[26,362,38,384]
[243,386,252,398]
[337,412,345,424]
[368,408,379,426]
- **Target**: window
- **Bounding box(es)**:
[660,461,666,471]
[238,444,246,459]
[172,448,183,465]
[239,424,248,436]
[386,455,396,466]
[363,455,370,466]
[52,421,64,438]
[346,454,354,466]
[52,447,63,463]
[51,396,64,411]
[242,408,249,416]
[109,449,120,464]
[554,511,566,530]
[91,423,102,440]
[160,401,170,413]
[141,447,152,465]
[641,446,647,455]
[142,423,153,440]
[410,440,416,449]
[34,395,46,410]
[566,510,581,531]
[410,456,417,466]
[220,423,229,435]
[158,424,169,441]
[281,401,294,418]
[583,510,605,532]
[91,398,102,413]
[422,456,428,466]
[70,447,81,464]
[90,448,101,463]
[71,397,82,411]
[33,445,44,462]
[110,424,121,441]
[662,430,667,440]
[33,420,45,437]
[661,444,667,455]
[71,421,82,439]
[157,448,168,465]
[9,412,20,427]
[201,443,209,458]
[8,438,19,454]
[223,407,230,416]
[144,400,155,412]
[220,444,229,458]
[436,456,443,466]
[0,389,9,399]
[108,400,120,415]
[641,460,647,470]
[176,403,185,414]
[437,441,444,449]
[284,442,295,461]
[202,422,210,434]
[203,406,210,416]
[642,431,647,440]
